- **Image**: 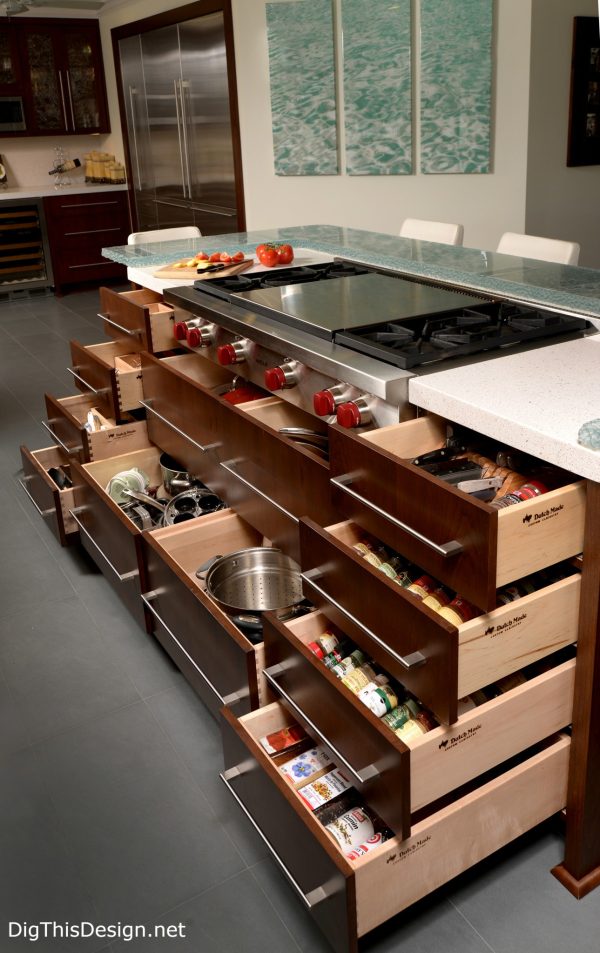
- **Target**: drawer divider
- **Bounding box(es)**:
[331,473,463,558]
[264,664,380,783]
[301,569,426,671]
[220,767,337,909]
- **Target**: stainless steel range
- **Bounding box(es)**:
[163,261,591,429]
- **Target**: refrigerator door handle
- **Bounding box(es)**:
[128,86,143,191]
[173,79,188,198]
[178,78,193,200]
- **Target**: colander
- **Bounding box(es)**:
[196,547,303,615]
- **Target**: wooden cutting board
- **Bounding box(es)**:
[153,258,254,280]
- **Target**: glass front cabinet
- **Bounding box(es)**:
[4,18,109,137]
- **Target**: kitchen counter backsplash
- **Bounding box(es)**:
[102,223,600,320]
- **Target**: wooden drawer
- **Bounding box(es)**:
[140,351,235,484]
[19,444,79,546]
[142,510,270,719]
[299,518,580,724]
[263,610,575,815]
[69,446,166,630]
[221,700,570,953]
[44,392,150,463]
[98,287,175,354]
[69,340,145,420]
[329,417,586,611]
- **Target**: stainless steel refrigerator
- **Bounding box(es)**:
[118,11,244,236]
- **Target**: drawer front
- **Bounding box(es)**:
[19,444,78,545]
[98,287,161,348]
[299,518,458,724]
[44,394,87,460]
[44,393,150,463]
[330,424,586,612]
[355,735,570,938]
[69,341,118,416]
[142,535,258,718]
[263,614,410,838]
[46,196,128,228]
[221,707,355,953]
[70,463,147,629]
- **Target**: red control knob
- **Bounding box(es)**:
[187,327,203,347]
[264,366,286,391]
[217,343,237,365]
[173,321,188,341]
[313,389,336,416]
[336,401,363,428]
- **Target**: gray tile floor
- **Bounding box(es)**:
[1,286,600,953]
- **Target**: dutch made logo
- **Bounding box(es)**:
[522,513,533,524]
[485,625,495,635]
[438,739,449,749]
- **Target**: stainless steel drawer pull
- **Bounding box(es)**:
[68,262,114,270]
[41,419,82,455]
[65,228,123,237]
[97,312,143,337]
[264,665,380,783]
[60,201,119,209]
[220,459,299,524]
[18,478,54,518]
[66,367,109,397]
[139,399,217,453]
[69,509,139,582]
[141,592,247,707]
[331,473,463,557]
[301,569,426,671]
[220,767,334,909]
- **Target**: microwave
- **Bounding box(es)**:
[0,97,26,132]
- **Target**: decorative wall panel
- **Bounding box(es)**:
[266,0,339,175]
[420,0,493,174]
[342,0,412,175]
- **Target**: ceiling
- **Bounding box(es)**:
[1,0,110,14]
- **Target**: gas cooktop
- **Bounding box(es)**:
[190,261,592,369]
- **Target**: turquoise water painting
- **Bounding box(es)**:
[420,0,493,173]
[266,0,339,175]
[342,0,412,175]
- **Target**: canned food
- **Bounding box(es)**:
[322,640,353,669]
[307,641,326,660]
[279,746,332,784]
[298,767,353,811]
[361,683,399,717]
[330,649,367,679]
[318,630,341,655]
[494,671,528,694]
[438,596,478,626]
[344,831,391,860]
[380,698,421,730]
[394,717,429,743]
[422,585,452,611]
[407,575,437,600]
[341,663,378,695]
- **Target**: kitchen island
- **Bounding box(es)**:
[101,226,600,913]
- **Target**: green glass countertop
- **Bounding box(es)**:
[102,224,600,319]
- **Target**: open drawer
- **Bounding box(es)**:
[69,340,146,421]
[44,393,150,463]
[69,445,167,630]
[98,286,175,354]
[263,610,575,815]
[142,510,271,719]
[19,444,80,546]
[140,351,235,484]
[221,700,570,953]
[329,416,586,611]
[299,518,581,724]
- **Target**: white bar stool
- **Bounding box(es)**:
[399,218,464,246]
[496,232,580,266]
[128,226,201,244]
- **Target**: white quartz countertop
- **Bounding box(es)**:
[409,335,600,481]
[0,184,128,200]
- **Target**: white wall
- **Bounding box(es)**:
[526,0,600,268]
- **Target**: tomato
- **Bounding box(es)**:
[209,251,222,263]
[194,251,209,261]
[220,252,232,264]
[231,250,245,262]
[257,245,279,267]
[276,243,294,265]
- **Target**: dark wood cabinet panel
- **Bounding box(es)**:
[44,192,130,294]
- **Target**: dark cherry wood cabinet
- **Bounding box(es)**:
[0,25,22,95]
[9,18,110,137]
[43,191,130,294]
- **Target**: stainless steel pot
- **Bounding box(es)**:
[159,452,194,495]
[196,547,303,614]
